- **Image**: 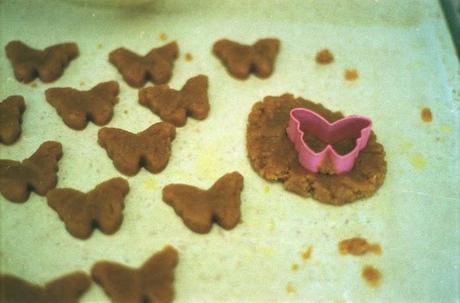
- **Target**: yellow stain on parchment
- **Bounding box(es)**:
[409,153,426,169]
[143,178,157,191]
[301,246,313,260]
[196,144,220,180]
[286,282,296,294]
[440,124,453,134]
[398,138,414,154]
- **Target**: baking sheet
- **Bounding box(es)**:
[1,0,459,302]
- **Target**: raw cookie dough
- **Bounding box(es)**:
[0,141,62,203]
[0,272,91,303]
[139,74,209,127]
[109,42,178,88]
[162,172,244,234]
[45,81,119,130]
[213,38,280,79]
[246,94,386,205]
[5,40,79,83]
[98,122,176,176]
[47,178,129,239]
[0,95,25,144]
[91,246,178,303]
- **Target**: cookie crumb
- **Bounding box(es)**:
[338,237,381,256]
[185,52,193,61]
[97,43,103,49]
[315,49,334,64]
[160,33,168,41]
[124,110,128,114]
[421,107,432,123]
[362,265,382,288]
[291,263,299,271]
[301,246,313,260]
[31,82,37,88]
[344,69,359,81]
[80,80,85,86]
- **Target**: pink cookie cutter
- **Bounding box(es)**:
[286,108,372,174]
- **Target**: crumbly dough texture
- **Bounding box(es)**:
[91,246,178,303]
[98,122,176,176]
[109,42,178,88]
[162,172,244,234]
[5,40,79,83]
[0,141,62,203]
[0,95,26,144]
[246,94,386,205]
[139,74,209,127]
[47,178,129,239]
[0,272,91,303]
[213,38,280,79]
[45,81,119,130]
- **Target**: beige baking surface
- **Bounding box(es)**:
[1,0,459,302]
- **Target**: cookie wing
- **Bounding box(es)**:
[145,42,179,85]
[0,95,26,144]
[213,39,253,79]
[90,177,129,235]
[43,272,91,303]
[39,43,79,83]
[140,246,179,303]
[252,38,280,78]
[180,75,209,121]
[208,172,244,230]
[162,183,214,233]
[23,141,62,196]
[139,122,176,173]
[45,87,89,130]
[98,127,144,176]
[47,188,94,239]
[87,81,119,126]
[5,40,41,83]
[91,261,142,303]
[0,274,43,303]
[109,48,147,88]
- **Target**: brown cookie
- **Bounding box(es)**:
[0,141,62,203]
[162,172,244,234]
[91,246,178,303]
[0,95,25,144]
[246,94,387,205]
[45,81,119,130]
[213,38,280,79]
[109,42,179,88]
[47,177,129,239]
[5,40,79,83]
[138,75,209,127]
[338,237,382,256]
[0,271,91,303]
[98,122,176,176]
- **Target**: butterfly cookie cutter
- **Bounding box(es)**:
[286,108,372,174]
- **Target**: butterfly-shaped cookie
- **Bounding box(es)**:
[0,141,62,203]
[47,177,129,239]
[91,246,178,303]
[0,95,26,144]
[138,74,209,126]
[0,271,91,303]
[162,172,244,234]
[109,42,179,88]
[98,122,176,176]
[5,40,79,83]
[45,81,119,130]
[213,38,280,79]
